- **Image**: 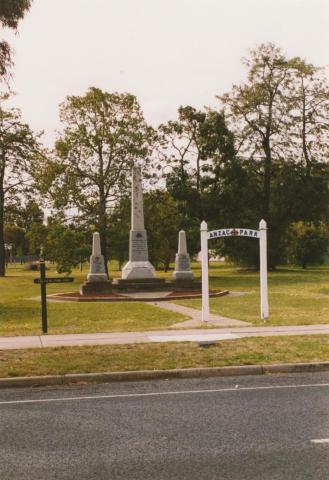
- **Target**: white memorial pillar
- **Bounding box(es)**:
[86,232,109,282]
[122,166,155,280]
[259,219,269,320]
[173,230,194,280]
[200,221,209,322]
[80,231,112,294]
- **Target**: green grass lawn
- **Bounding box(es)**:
[2,335,329,378]
[174,262,329,326]
[0,263,187,336]
[1,261,329,336]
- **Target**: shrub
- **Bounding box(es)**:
[285,222,329,269]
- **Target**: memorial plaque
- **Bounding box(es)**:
[130,231,148,262]
[177,255,190,271]
[93,256,103,273]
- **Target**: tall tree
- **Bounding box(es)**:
[218,43,329,268]
[0,93,39,275]
[157,106,235,222]
[287,62,329,174]
[219,43,298,220]
[45,87,154,276]
[0,0,32,79]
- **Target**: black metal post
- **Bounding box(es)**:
[39,257,48,334]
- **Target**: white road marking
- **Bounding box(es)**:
[311,439,329,444]
[1,382,329,406]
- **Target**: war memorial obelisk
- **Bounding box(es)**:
[122,166,155,279]
[117,166,165,290]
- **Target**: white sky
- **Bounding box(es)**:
[3,0,329,146]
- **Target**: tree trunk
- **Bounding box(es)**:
[301,79,311,176]
[262,138,272,221]
[196,153,200,193]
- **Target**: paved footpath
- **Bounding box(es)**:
[1,324,329,350]
[149,300,249,327]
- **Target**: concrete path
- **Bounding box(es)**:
[2,324,329,350]
[149,301,249,327]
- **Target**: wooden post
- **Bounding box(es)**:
[39,252,48,334]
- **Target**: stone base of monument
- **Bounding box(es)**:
[172,271,194,280]
[49,289,229,302]
[121,259,156,280]
[170,278,202,291]
[80,280,112,295]
[113,277,166,292]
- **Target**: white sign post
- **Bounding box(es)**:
[200,219,269,322]
[200,221,210,322]
[259,219,269,320]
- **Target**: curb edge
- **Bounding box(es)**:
[1,361,329,388]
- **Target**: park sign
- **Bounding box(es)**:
[34,277,74,284]
[34,258,75,334]
[201,220,269,323]
[208,228,259,239]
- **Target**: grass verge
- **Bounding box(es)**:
[0,264,187,336]
[1,261,329,335]
[173,263,329,326]
[1,335,329,378]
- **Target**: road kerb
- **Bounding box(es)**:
[0,362,329,388]
[263,362,329,374]
[1,361,329,388]
[0,375,63,388]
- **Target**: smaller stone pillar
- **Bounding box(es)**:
[80,232,112,295]
[173,230,194,280]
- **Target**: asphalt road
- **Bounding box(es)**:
[1,372,329,479]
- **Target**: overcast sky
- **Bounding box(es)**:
[3,0,329,146]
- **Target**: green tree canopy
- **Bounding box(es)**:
[0,94,40,275]
[218,43,329,268]
[285,222,329,269]
[42,87,155,275]
[0,0,32,79]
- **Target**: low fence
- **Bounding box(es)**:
[6,255,39,264]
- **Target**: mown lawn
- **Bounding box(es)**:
[1,335,329,378]
[174,262,329,326]
[0,263,187,336]
[1,261,329,336]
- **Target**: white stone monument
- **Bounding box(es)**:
[121,167,156,280]
[173,230,194,280]
[80,232,112,294]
